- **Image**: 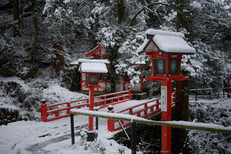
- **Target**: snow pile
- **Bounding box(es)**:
[0,112,134,153]
[188,99,231,153]
[153,35,196,54]
[146,29,185,38]
[0,77,87,120]
[79,62,108,74]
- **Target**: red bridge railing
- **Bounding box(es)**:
[41,90,131,122]
[107,92,176,132]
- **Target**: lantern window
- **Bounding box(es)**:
[154,59,166,74]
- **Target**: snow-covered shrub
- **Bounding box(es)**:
[188,100,231,153]
[0,108,24,126]
[79,128,106,154]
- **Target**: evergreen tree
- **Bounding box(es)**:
[162,0,230,90]
[107,43,120,92]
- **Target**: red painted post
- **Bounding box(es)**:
[117,93,119,102]
[41,103,47,122]
[156,99,160,110]
[107,107,114,132]
[161,78,172,154]
[228,78,230,96]
[55,111,59,117]
[128,89,131,100]
[89,87,94,131]
[67,103,70,114]
[129,108,133,115]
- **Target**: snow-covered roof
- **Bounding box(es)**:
[154,35,196,54]
[80,62,108,73]
[70,58,110,65]
[85,44,105,57]
[227,63,231,72]
[78,58,109,64]
[137,29,196,55]
[146,29,185,38]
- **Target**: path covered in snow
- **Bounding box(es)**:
[1,98,230,153]
[0,100,152,154]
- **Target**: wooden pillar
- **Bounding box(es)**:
[89,86,94,131]
[161,78,172,154]
[172,80,189,154]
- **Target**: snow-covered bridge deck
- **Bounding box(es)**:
[98,97,175,132]
[41,89,176,132]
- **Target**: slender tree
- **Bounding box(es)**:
[13,0,21,37]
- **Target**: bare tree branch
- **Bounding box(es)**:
[130,2,168,26]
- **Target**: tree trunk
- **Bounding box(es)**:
[19,0,24,28]
[13,0,21,37]
[117,0,124,24]
[172,80,189,154]
[29,14,39,58]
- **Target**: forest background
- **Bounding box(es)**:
[0,0,231,153]
[0,0,230,101]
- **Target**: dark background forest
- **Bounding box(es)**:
[0,0,231,153]
[1,0,230,90]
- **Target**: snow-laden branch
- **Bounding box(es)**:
[130,2,168,26]
[71,109,231,134]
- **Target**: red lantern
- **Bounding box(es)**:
[138,29,195,154]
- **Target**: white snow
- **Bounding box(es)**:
[137,29,196,55]
[136,38,149,54]
[146,29,185,38]
[70,58,110,65]
[79,62,108,73]
[0,116,134,154]
[227,63,231,72]
[153,35,196,54]
[0,77,230,153]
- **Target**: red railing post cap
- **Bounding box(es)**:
[41,99,46,104]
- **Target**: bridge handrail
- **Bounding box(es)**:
[108,92,176,132]
[41,90,131,122]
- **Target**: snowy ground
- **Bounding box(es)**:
[0,98,154,154]
[0,77,135,154]
[1,99,230,154]
[0,77,230,153]
[0,111,136,154]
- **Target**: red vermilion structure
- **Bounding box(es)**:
[40,90,131,122]
[227,76,230,97]
[138,29,195,153]
[71,44,149,93]
[83,84,102,133]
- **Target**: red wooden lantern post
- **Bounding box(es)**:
[227,64,231,98]
[138,29,195,153]
[80,62,108,141]
[228,75,231,98]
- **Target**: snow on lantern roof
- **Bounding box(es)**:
[154,35,196,54]
[146,29,185,38]
[70,58,109,66]
[137,29,196,55]
[78,58,109,64]
[80,62,108,74]
[227,63,231,73]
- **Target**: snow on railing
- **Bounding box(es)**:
[94,90,131,108]
[107,92,176,132]
[40,90,131,122]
